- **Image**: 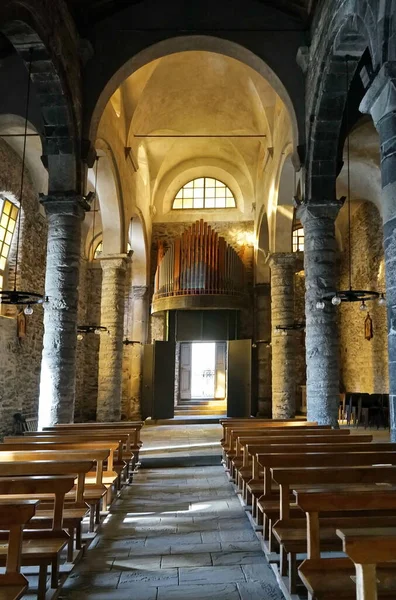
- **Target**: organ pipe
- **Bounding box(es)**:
[154,219,246,299]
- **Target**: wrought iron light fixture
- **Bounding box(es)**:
[0,49,47,314]
[122,338,141,346]
[275,321,306,332]
[316,58,384,312]
[77,157,108,340]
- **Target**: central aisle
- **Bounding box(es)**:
[60,425,283,600]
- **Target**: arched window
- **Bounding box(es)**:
[0,198,18,291]
[172,178,236,210]
[93,240,103,259]
[292,210,304,252]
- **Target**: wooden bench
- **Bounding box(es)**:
[221,421,322,457]
[225,426,346,476]
[295,488,396,600]
[0,448,111,532]
[248,441,388,521]
[12,432,136,485]
[235,433,372,500]
[0,499,38,600]
[0,475,75,600]
[42,423,144,470]
[223,424,328,469]
[337,527,396,600]
[254,449,396,542]
[46,421,144,446]
[0,460,93,561]
[271,465,396,595]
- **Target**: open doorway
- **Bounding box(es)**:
[191,342,215,399]
[179,342,227,405]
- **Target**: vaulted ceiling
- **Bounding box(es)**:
[67,0,316,27]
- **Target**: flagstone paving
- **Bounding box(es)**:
[59,460,283,599]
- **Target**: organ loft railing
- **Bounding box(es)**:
[152,220,247,313]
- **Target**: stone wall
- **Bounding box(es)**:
[338,201,388,394]
[0,140,46,437]
[75,257,102,422]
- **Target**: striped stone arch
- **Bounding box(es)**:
[306,0,380,201]
[0,4,81,193]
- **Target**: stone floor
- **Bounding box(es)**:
[58,423,283,600]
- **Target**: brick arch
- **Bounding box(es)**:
[306,0,379,201]
[0,5,81,193]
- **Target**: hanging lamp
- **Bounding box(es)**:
[77,157,107,339]
[316,57,385,312]
[0,49,47,314]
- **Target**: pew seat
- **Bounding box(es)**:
[0,498,38,600]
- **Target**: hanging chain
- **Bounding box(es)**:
[345,57,352,291]
[14,48,33,291]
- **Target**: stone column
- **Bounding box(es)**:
[39,194,89,427]
[297,201,342,426]
[129,286,148,418]
[361,62,396,440]
[269,253,303,419]
[97,255,129,422]
[255,284,272,417]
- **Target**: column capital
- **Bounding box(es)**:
[360,61,396,125]
[40,192,90,217]
[132,285,148,300]
[267,252,304,271]
[100,254,130,272]
[297,200,343,225]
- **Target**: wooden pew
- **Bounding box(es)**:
[295,488,396,600]
[46,421,144,447]
[248,441,389,520]
[10,432,134,485]
[0,448,111,532]
[0,460,93,561]
[337,527,396,600]
[222,421,322,458]
[0,499,38,600]
[223,424,328,469]
[236,434,372,498]
[31,427,141,479]
[0,475,75,600]
[271,465,396,595]
[253,450,396,550]
[225,426,346,475]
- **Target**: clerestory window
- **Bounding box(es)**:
[0,198,18,291]
[172,178,236,210]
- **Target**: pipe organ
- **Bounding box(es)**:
[153,220,246,303]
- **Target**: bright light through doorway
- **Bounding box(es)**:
[191,342,216,399]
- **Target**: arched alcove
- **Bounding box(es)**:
[87,140,124,255]
[256,209,270,284]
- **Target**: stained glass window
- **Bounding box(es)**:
[172,178,236,210]
[0,198,18,291]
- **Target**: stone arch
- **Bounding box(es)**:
[156,158,251,219]
[0,114,48,198]
[89,35,299,162]
[307,2,379,201]
[129,211,149,287]
[0,9,80,192]
[273,147,295,252]
[256,207,270,284]
[92,139,124,254]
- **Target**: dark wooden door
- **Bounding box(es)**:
[141,344,154,419]
[152,341,176,419]
[227,339,252,417]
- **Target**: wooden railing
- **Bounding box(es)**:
[153,220,246,301]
